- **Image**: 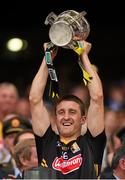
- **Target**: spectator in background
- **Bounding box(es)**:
[14,129,35,146]
[69,83,90,109]
[101,126,125,177]
[101,107,121,173]
[0,115,32,177]
[102,107,125,173]
[117,109,125,130]
[105,81,125,111]
[116,126,125,144]
[0,82,19,122]
[14,138,38,179]
[3,115,32,153]
[104,108,120,137]
[0,82,19,143]
[100,145,125,179]
[15,97,31,120]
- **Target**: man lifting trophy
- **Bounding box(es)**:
[44,10,91,97]
[29,9,106,180]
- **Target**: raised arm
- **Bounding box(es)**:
[80,41,104,137]
[29,44,51,137]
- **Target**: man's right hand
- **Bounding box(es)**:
[44,42,58,60]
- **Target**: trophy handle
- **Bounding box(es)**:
[79,11,87,17]
[44,12,58,26]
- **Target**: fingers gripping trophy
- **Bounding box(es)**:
[44,10,91,98]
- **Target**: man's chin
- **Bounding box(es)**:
[60,129,73,137]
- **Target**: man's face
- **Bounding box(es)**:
[0,87,18,115]
[21,146,38,170]
[4,133,17,152]
[56,100,85,138]
[26,146,38,169]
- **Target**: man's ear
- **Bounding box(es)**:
[81,116,87,135]
[119,158,125,170]
[80,115,86,125]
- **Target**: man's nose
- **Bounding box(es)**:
[63,112,70,119]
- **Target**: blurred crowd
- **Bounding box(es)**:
[0,82,37,178]
[0,77,125,179]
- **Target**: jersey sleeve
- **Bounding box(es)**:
[34,126,55,165]
[86,130,106,163]
[85,130,107,177]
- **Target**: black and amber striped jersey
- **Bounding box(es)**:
[35,126,106,179]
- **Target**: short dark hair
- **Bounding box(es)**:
[55,95,86,116]
[112,145,125,169]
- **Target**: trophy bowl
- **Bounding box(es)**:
[45,10,90,48]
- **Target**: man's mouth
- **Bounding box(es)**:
[63,122,72,126]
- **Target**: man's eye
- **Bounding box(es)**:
[58,111,64,115]
[70,110,76,114]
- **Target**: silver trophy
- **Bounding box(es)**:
[45,10,90,49]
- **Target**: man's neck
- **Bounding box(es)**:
[60,134,80,144]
